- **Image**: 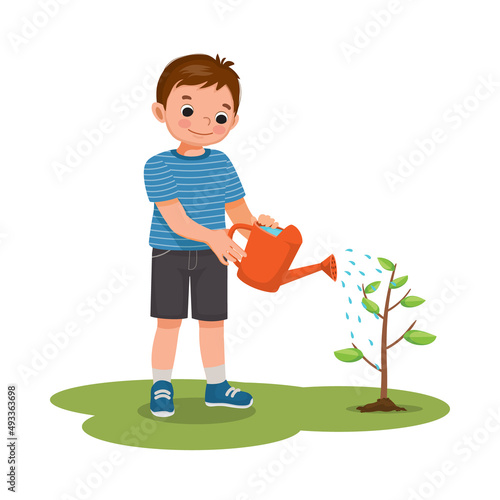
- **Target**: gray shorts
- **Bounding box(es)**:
[151,248,228,321]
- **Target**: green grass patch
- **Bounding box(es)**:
[50,380,449,450]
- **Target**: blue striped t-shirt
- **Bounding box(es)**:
[144,149,245,250]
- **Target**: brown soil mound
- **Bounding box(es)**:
[356,398,407,413]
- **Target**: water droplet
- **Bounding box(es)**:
[359,271,365,276]
[375,363,380,370]
[350,331,354,338]
[349,261,356,266]
[357,285,362,291]
[365,254,371,259]
[346,312,349,320]
[345,271,351,276]
[373,313,379,320]
[341,281,345,288]
[348,297,352,304]
[390,281,396,286]
[361,302,367,309]
[369,339,373,346]
[358,315,361,323]
[376,269,382,273]
[346,249,353,252]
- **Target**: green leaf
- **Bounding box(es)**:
[378,257,395,271]
[401,296,425,308]
[334,348,363,362]
[404,330,436,345]
[362,297,380,315]
[389,275,408,289]
[365,281,381,294]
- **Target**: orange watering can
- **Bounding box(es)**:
[227,223,337,293]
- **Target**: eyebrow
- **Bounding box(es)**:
[222,103,231,110]
[182,95,191,100]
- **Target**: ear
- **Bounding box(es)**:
[152,102,166,123]
[230,114,239,130]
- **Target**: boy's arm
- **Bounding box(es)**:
[225,198,279,239]
[156,199,246,266]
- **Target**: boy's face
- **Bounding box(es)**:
[153,82,239,147]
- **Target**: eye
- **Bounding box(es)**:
[181,104,194,117]
[215,112,228,124]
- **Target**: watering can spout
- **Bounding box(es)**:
[281,254,337,286]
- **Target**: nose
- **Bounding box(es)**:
[203,116,211,125]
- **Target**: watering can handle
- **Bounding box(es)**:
[227,223,254,240]
[228,222,284,239]
[227,223,254,268]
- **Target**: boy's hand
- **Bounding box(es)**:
[207,229,247,266]
[251,214,279,228]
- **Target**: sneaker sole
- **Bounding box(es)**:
[150,409,175,417]
[205,398,253,409]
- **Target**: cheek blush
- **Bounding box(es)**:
[178,119,191,128]
[213,125,226,135]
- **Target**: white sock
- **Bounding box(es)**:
[204,364,226,384]
[152,368,172,383]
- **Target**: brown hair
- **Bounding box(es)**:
[156,54,241,113]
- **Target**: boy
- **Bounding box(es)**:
[145,54,278,417]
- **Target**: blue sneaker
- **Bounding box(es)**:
[205,380,253,408]
[150,380,174,417]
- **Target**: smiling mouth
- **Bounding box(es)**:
[188,129,213,136]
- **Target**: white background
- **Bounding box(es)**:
[2,0,500,498]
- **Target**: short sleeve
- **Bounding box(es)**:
[225,158,245,203]
[144,157,179,203]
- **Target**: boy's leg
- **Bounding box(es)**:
[199,318,253,408]
[192,250,253,407]
[191,250,228,383]
[152,318,182,382]
[150,248,189,383]
[199,320,226,384]
[150,317,181,417]
[149,249,189,417]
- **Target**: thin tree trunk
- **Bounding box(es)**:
[380,265,396,399]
